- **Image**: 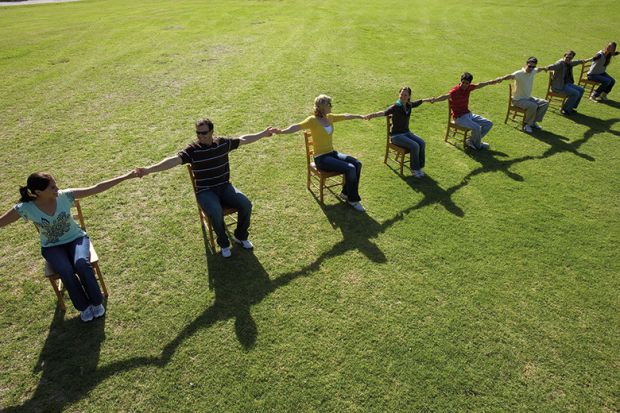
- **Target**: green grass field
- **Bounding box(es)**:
[1,0,619,411]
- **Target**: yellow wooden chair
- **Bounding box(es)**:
[445,103,471,149]
[304,131,344,203]
[383,115,410,175]
[186,164,237,253]
[504,83,527,127]
[545,71,568,110]
[577,60,600,98]
[41,200,108,311]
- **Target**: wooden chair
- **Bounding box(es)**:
[384,115,410,175]
[577,60,600,98]
[41,200,108,311]
[304,131,344,203]
[444,103,470,149]
[544,71,567,110]
[186,164,237,253]
[504,83,527,127]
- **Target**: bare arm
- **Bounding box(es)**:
[363,110,385,120]
[341,114,365,120]
[135,156,182,178]
[431,93,450,103]
[237,127,274,146]
[273,124,302,135]
[71,170,138,199]
[0,208,20,228]
[475,78,502,89]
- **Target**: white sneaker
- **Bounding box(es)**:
[91,304,105,318]
[465,139,478,150]
[221,247,231,258]
[231,235,254,249]
[80,306,94,322]
[532,123,542,130]
[413,169,424,178]
[523,124,533,133]
[589,95,600,103]
[480,142,490,150]
[348,201,366,212]
[338,193,348,202]
[600,92,608,100]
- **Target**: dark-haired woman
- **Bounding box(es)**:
[0,171,137,322]
[364,87,433,178]
[588,41,619,101]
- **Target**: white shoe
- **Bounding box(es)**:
[480,142,490,150]
[532,123,542,130]
[413,169,424,178]
[338,192,348,202]
[231,235,253,249]
[91,304,105,318]
[589,95,600,103]
[465,139,478,150]
[221,247,231,258]
[80,306,94,322]
[348,201,366,212]
[523,125,533,133]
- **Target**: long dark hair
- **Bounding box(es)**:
[604,42,617,66]
[399,86,412,104]
[19,173,53,203]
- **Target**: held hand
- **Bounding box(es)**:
[269,127,282,135]
[134,168,148,178]
[362,114,372,120]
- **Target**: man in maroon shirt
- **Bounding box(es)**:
[432,72,501,150]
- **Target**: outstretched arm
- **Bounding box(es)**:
[0,208,20,228]
[272,124,302,135]
[475,78,502,89]
[135,156,182,178]
[341,114,365,120]
[430,92,450,103]
[238,127,274,146]
[363,110,385,120]
[71,170,138,199]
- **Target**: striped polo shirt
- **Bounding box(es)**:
[178,137,240,193]
[449,83,477,119]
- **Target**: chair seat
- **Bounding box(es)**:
[309,162,344,177]
[388,142,410,153]
[449,121,470,131]
[44,242,98,277]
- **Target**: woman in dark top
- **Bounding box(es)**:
[365,86,433,178]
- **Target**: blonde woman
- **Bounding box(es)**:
[273,95,366,212]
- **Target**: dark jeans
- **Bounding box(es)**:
[314,151,362,202]
[42,235,102,311]
[588,72,616,96]
[196,183,252,248]
[390,132,426,170]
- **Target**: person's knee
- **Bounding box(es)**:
[74,258,91,273]
[345,163,358,178]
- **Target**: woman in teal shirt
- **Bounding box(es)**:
[0,171,137,322]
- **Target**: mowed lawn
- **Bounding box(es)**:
[1,0,619,411]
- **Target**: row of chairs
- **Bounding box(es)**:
[40,63,601,310]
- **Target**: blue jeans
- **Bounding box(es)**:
[314,151,362,202]
[588,72,615,96]
[560,83,584,112]
[390,132,426,171]
[454,112,493,148]
[42,235,102,311]
[196,183,252,248]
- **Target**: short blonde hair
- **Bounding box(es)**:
[313,94,332,117]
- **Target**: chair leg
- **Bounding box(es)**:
[319,176,325,203]
[399,153,404,175]
[307,169,311,190]
[92,262,108,297]
[384,145,389,165]
[49,277,66,311]
[504,108,510,124]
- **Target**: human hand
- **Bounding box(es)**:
[134,168,148,178]
[269,127,282,135]
[362,114,371,120]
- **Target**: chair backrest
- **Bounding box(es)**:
[186,164,199,194]
[386,115,392,144]
[447,101,454,124]
[509,83,515,103]
[547,71,554,92]
[579,60,593,81]
[303,131,314,166]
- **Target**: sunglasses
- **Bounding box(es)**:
[196,130,210,136]
[527,64,537,68]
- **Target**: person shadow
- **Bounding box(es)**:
[4,303,107,413]
[569,111,620,140]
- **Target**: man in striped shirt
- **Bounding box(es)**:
[136,118,274,258]
[431,72,502,150]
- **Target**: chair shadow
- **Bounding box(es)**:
[534,128,596,161]
[4,303,107,413]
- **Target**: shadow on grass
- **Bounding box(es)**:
[4,303,108,413]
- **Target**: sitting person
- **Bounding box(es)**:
[496,57,550,131]
[135,119,274,258]
[543,51,593,115]
[0,171,138,322]
[431,72,502,150]
[272,95,367,212]
[363,86,433,177]
[588,41,619,101]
